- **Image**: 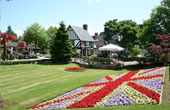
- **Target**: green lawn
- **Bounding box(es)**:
[0,64,169,110]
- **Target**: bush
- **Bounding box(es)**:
[0,60,37,65]
[30,54,37,59]
[129,47,142,58]
[89,56,110,64]
[101,51,109,58]
[9,54,15,60]
[18,53,24,59]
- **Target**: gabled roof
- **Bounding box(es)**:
[94,32,106,48]
[69,25,94,42]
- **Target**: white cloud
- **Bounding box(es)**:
[88,0,102,4]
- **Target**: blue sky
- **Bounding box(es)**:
[0,0,161,36]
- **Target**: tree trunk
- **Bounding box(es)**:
[35,40,37,56]
[2,41,8,61]
[169,65,170,82]
[35,44,37,56]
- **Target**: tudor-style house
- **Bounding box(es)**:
[67,24,95,56]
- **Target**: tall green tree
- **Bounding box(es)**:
[6,25,17,37]
[104,19,118,41]
[50,22,72,64]
[138,0,170,47]
[104,19,139,50]
[23,23,48,53]
[6,25,18,42]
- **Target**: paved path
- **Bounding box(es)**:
[123,61,139,66]
[10,56,50,61]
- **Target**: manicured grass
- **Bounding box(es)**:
[0,64,127,110]
[0,64,169,110]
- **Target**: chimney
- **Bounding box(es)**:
[95,33,98,36]
[93,33,98,40]
[83,24,88,31]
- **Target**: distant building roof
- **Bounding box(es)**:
[69,25,94,42]
[93,32,106,48]
[7,41,18,47]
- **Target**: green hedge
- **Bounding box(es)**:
[0,59,51,65]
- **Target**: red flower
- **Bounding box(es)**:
[65,67,86,72]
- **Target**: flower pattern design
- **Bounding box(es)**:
[32,67,165,109]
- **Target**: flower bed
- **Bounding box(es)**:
[32,67,165,109]
[65,67,86,72]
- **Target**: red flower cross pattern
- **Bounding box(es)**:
[32,67,165,109]
[68,67,164,108]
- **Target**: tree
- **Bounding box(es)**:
[147,34,170,64]
[138,0,170,47]
[104,19,139,51]
[46,26,58,49]
[130,47,142,58]
[6,25,17,37]
[23,23,48,53]
[6,25,19,42]
[0,32,16,60]
[50,22,72,64]
[104,19,118,41]
[147,34,170,81]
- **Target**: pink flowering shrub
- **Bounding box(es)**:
[112,58,124,67]
[0,97,18,109]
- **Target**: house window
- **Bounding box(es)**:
[89,42,93,47]
[83,41,87,46]
[86,42,89,47]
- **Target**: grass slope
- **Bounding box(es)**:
[0,64,169,110]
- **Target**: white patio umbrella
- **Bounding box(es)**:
[99,44,124,52]
[99,44,124,64]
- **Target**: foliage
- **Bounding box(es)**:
[147,34,170,64]
[72,48,80,57]
[104,19,118,41]
[86,56,123,66]
[104,19,139,50]
[2,42,8,60]
[18,53,24,59]
[101,51,109,58]
[23,23,49,53]
[138,0,170,47]
[0,32,16,60]
[6,25,18,42]
[130,47,142,57]
[0,59,51,65]
[46,26,58,49]
[90,56,109,64]
[50,21,72,64]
